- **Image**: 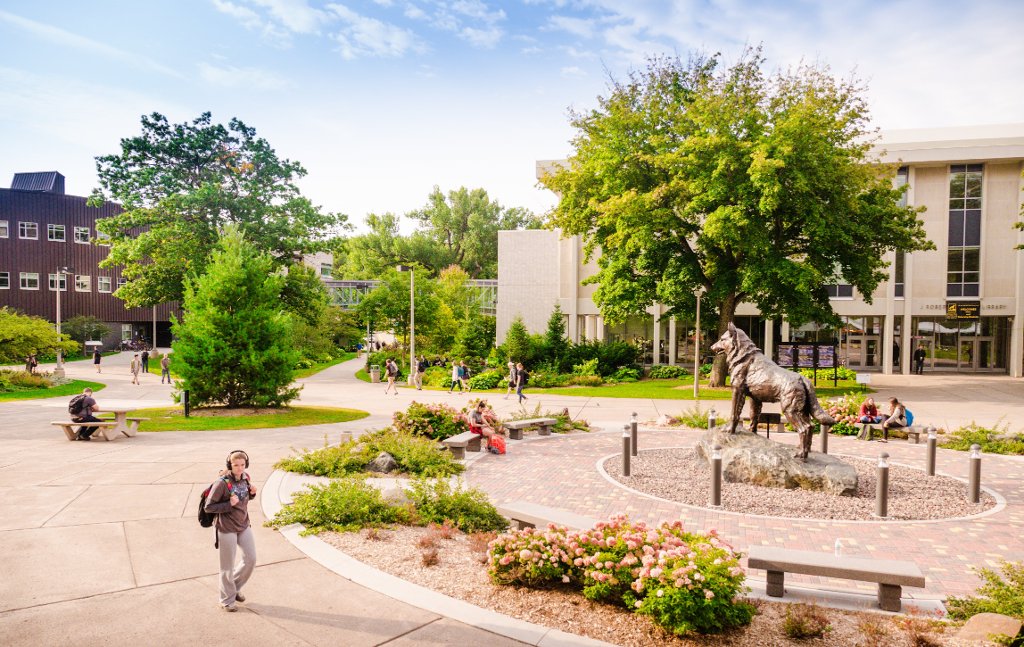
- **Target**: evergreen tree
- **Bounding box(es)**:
[504,317,531,365]
[543,305,569,368]
[171,226,299,408]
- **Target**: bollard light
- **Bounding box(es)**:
[631,412,639,457]
[708,407,717,431]
[710,443,723,507]
[969,443,982,504]
[926,426,938,476]
[875,452,890,518]
[622,425,631,477]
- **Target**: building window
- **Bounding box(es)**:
[96,230,111,246]
[19,222,38,239]
[48,273,67,291]
[98,276,112,293]
[74,226,91,244]
[20,272,40,290]
[947,164,982,297]
[826,284,854,299]
[117,277,128,288]
[320,263,333,277]
[47,224,66,242]
[894,166,908,298]
[75,275,91,292]
[0,220,8,238]
[121,324,133,341]
[0,272,9,289]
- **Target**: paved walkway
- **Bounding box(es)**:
[2,353,1024,645]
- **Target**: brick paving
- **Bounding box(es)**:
[465,426,1024,600]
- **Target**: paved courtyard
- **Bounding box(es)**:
[1,352,1023,645]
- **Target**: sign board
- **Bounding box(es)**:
[946,301,980,320]
[855,373,871,385]
[818,345,836,368]
[796,345,815,368]
[777,344,795,367]
[85,341,103,347]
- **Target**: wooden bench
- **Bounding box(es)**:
[51,421,119,442]
[441,431,483,459]
[502,417,557,440]
[747,546,926,612]
[496,501,599,531]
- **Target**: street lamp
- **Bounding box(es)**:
[694,286,706,399]
[54,265,74,378]
[396,265,415,377]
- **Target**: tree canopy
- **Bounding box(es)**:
[0,308,78,363]
[90,111,344,307]
[541,49,933,385]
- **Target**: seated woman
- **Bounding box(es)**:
[858,397,883,424]
[469,401,504,454]
[880,397,907,442]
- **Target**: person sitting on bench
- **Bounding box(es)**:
[858,397,883,424]
[72,387,104,441]
[880,397,907,443]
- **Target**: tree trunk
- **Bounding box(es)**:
[707,294,739,388]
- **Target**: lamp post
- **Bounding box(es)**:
[694,287,705,399]
[396,265,415,376]
[54,266,74,378]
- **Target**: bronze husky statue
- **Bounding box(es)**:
[710,323,835,460]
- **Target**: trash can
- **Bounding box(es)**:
[370,365,381,383]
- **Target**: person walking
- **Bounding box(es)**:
[415,355,428,390]
[913,344,926,375]
[460,360,472,393]
[383,359,399,395]
[448,360,463,394]
[204,450,257,612]
[160,354,171,384]
[141,348,150,374]
[70,387,103,441]
[93,348,102,374]
[130,353,142,385]
[503,361,516,400]
[515,362,529,404]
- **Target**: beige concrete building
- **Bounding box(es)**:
[498,125,1024,376]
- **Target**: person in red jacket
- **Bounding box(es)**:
[858,397,883,424]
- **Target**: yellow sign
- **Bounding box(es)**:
[946,301,980,320]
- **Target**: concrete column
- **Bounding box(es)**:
[883,251,896,374]
[596,315,606,342]
[652,304,662,365]
[1012,181,1024,377]
[781,319,791,343]
[901,170,916,375]
[584,315,596,341]
[668,317,677,365]
[764,318,775,359]
[567,308,579,342]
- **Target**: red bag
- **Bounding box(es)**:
[488,435,506,455]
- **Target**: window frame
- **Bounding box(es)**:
[18,221,38,240]
[74,226,91,244]
[98,276,112,293]
[946,164,983,298]
[47,224,66,242]
[0,272,9,289]
[48,273,68,291]
[75,274,91,292]
[20,272,40,290]
[0,220,8,238]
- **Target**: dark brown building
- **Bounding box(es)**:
[0,172,176,348]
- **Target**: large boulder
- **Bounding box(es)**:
[366,451,399,474]
[695,428,858,496]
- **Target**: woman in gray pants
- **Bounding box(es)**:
[204,450,257,611]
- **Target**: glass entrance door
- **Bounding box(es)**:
[845,336,881,369]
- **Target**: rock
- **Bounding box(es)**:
[695,428,858,496]
[956,613,1022,643]
[366,452,399,474]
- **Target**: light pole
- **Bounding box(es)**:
[694,287,705,399]
[396,265,415,376]
[54,266,74,378]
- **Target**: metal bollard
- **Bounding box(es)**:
[926,426,937,476]
[622,425,631,477]
[710,444,723,507]
[969,443,982,504]
[820,424,830,454]
[875,452,890,518]
[631,412,639,457]
[183,389,190,418]
[708,407,717,431]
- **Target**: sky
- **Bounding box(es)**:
[1,0,1022,234]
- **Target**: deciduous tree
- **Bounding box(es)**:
[0,308,78,363]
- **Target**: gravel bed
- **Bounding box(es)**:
[605,448,996,521]
[322,525,974,647]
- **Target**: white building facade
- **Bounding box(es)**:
[498,125,1024,376]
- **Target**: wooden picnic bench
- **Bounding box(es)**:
[747,546,926,612]
[496,501,599,531]
[441,431,483,459]
[501,417,557,440]
[51,421,119,442]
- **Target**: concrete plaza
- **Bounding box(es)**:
[1,352,1022,645]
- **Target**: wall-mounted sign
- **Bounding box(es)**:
[946,301,980,320]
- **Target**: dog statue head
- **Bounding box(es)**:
[710,323,759,365]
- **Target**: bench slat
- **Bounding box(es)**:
[747,546,925,587]
[502,418,557,429]
[497,501,598,531]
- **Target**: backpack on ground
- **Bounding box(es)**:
[68,394,87,418]
[905,409,914,426]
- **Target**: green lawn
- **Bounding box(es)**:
[0,379,106,402]
[126,405,369,432]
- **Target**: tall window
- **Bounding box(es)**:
[0,220,8,238]
[48,273,67,291]
[947,164,982,297]
[75,226,90,243]
[47,224,66,241]
[19,222,38,239]
[20,272,40,290]
[0,272,9,289]
[893,166,908,298]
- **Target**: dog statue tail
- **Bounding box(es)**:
[802,379,836,426]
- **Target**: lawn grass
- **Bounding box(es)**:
[293,352,357,379]
[0,379,106,402]
[126,405,369,432]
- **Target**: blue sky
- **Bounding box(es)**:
[1,1,1022,232]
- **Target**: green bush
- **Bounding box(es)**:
[572,358,599,376]
[405,477,509,533]
[422,366,450,387]
[648,364,690,379]
[699,363,713,377]
[609,366,640,382]
[947,561,1024,621]
[940,422,1024,455]
[275,430,464,478]
[528,371,571,388]
[504,403,589,433]
[468,370,504,390]
[569,374,604,386]
[561,339,640,375]
[366,349,406,374]
[266,477,411,534]
[830,421,859,436]
[0,370,53,393]
[675,404,712,429]
[799,366,857,381]
[392,401,469,440]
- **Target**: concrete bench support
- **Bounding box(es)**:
[748,546,925,612]
[502,418,558,440]
[496,501,599,531]
[51,421,119,442]
[441,431,482,459]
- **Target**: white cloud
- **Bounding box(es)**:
[546,15,595,38]
[404,3,427,20]
[197,62,290,90]
[560,66,586,78]
[460,26,503,48]
[327,3,422,59]
[451,0,506,24]
[0,10,185,79]
[249,0,327,33]
[211,0,263,30]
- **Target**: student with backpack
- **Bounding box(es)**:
[880,397,909,442]
[69,387,103,441]
[383,359,400,395]
[203,450,257,612]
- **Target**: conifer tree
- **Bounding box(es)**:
[504,317,531,365]
[171,225,299,407]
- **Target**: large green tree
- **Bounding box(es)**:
[63,315,112,357]
[542,49,933,385]
[90,112,344,306]
[356,267,439,350]
[0,308,78,363]
[171,226,299,408]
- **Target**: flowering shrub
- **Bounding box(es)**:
[393,401,469,440]
[823,394,861,426]
[488,516,754,635]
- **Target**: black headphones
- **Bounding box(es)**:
[226,450,250,470]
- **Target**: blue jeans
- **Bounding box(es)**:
[516,384,526,403]
[859,415,882,424]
